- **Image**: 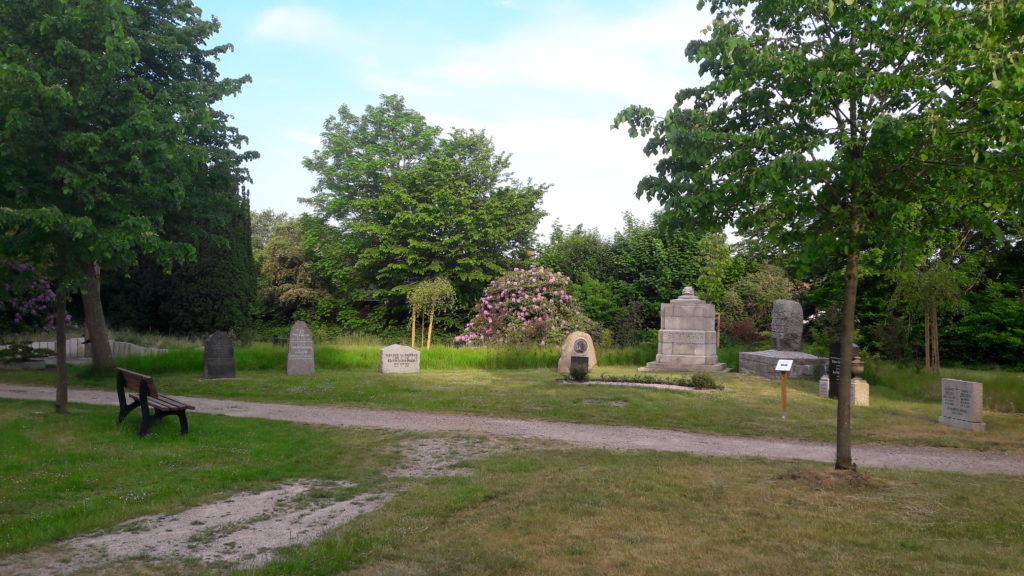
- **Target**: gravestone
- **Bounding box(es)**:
[827,342,860,399]
[938,378,986,431]
[286,321,315,375]
[739,299,824,380]
[379,344,420,374]
[641,287,728,373]
[557,331,596,374]
[770,299,804,352]
[203,331,236,379]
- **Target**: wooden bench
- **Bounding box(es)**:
[116,368,194,436]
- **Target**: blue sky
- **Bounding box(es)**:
[201,0,710,238]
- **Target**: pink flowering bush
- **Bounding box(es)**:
[455,267,599,346]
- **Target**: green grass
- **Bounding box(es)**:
[1,402,1022,575]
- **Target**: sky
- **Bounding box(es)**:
[200,0,711,239]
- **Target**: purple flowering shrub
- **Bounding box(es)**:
[455,267,599,346]
[0,263,65,340]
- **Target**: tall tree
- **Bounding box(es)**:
[303,94,547,327]
[0,0,254,376]
[615,0,1023,469]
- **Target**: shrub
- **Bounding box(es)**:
[456,267,599,346]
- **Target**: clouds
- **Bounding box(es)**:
[251,5,351,48]
[219,0,711,236]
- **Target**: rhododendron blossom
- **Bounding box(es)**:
[455,267,598,346]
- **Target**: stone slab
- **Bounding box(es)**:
[770,299,804,352]
[938,378,985,432]
[379,344,420,374]
[203,331,236,379]
[286,321,315,375]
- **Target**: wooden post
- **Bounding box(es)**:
[780,370,788,418]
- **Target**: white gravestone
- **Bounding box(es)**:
[379,344,421,374]
[938,378,985,431]
[286,321,315,375]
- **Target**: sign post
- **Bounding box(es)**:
[775,359,793,420]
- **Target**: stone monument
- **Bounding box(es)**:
[203,331,236,379]
[558,331,597,374]
[938,378,985,431]
[739,299,824,380]
[819,343,869,405]
[379,344,420,374]
[641,287,728,373]
[286,321,315,375]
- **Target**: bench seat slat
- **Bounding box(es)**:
[129,394,194,412]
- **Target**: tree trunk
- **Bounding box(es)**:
[426,307,435,350]
[81,261,113,369]
[54,291,68,414]
[410,304,417,348]
[923,308,932,372]
[929,303,941,374]
[836,249,859,470]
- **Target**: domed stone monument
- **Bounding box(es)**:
[640,287,728,373]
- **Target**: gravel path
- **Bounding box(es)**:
[2,383,1022,476]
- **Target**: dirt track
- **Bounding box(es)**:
[2,383,1022,475]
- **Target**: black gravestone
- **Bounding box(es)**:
[827,341,859,399]
[203,331,236,379]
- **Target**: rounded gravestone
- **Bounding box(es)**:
[770,299,804,352]
[557,331,596,374]
[286,321,315,375]
[203,331,236,379]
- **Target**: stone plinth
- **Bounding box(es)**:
[286,321,315,375]
[817,373,869,406]
[740,350,825,381]
[379,344,420,374]
[938,378,985,431]
[558,331,596,374]
[641,287,728,373]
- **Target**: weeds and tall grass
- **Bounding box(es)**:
[867,362,1024,413]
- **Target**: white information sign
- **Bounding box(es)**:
[775,359,793,372]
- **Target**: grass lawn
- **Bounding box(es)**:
[5,351,1022,453]
[1,400,1022,575]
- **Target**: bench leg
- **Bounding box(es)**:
[138,411,153,437]
[176,411,189,435]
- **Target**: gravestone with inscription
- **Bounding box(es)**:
[558,331,597,374]
[286,321,315,375]
[203,331,236,379]
[770,299,804,352]
[938,378,986,431]
[379,344,420,374]
[641,287,728,372]
[740,299,824,380]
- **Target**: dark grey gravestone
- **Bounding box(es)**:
[286,321,315,375]
[569,355,590,376]
[827,341,859,399]
[770,299,804,352]
[203,331,236,379]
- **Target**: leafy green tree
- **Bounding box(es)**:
[303,95,547,326]
[256,220,334,326]
[0,0,253,383]
[251,209,293,253]
[614,0,1023,468]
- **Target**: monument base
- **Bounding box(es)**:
[937,416,986,432]
[640,359,729,373]
[739,350,824,380]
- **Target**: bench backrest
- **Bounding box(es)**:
[116,368,159,397]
